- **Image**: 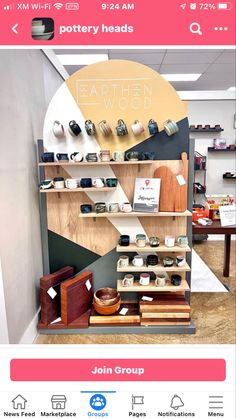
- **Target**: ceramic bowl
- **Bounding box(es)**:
[32,20,43,26]
[94,288,120,307]
[32,25,45,35]
[93,299,121,315]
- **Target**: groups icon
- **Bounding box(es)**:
[90,394,107,411]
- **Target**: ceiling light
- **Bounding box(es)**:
[56,54,109,65]
[161,73,202,81]
[227,86,236,91]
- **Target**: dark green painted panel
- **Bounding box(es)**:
[48,230,100,273]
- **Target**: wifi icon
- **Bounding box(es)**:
[53,2,63,9]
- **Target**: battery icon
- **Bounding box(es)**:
[65,2,80,10]
[217,2,232,9]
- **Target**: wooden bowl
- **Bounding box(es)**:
[94,288,120,306]
[93,299,121,315]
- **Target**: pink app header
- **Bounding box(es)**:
[0,0,235,45]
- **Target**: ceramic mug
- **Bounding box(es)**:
[163,256,174,267]
[147,254,159,266]
[92,178,104,188]
[99,150,111,162]
[116,119,128,136]
[176,255,186,267]
[140,151,155,161]
[68,120,82,136]
[177,235,189,248]
[80,204,92,214]
[99,120,112,136]
[148,119,159,135]
[120,202,132,213]
[155,274,166,287]
[112,151,125,162]
[70,152,83,162]
[52,121,65,138]
[80,178,92,188]
[106,178,118,188]
[132,256,144,267]
[53,177,65,189]
[131,120,144,136]
[139,273,150,286]
[40,179,53,189]
[135,234,147,248]
[126,151,139,161]
[65,179,79,189]
[165,235,175,248]
[85,120,96,136]
[119,235,130,246]
[171,274,182,286]
[118,255,129,268]
[164,119,179,136]
[86,153,98,162]
[41,152,54,163]
[149,236,160,247]
[95,202,106,213]
[107,203,119,213]
[56,153,69,161]
[122,274,134,287]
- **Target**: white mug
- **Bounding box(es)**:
[112,151,125,162]
[122,274,134,287]
[139,273,150,286]
[70,152,83,162]
[120,202,132,213]
[132,256,144,267]
[165,235,175,248]
[65,179,78,189]
[131,120,144,136]
[52,121,65,138]
[92,178,104,188]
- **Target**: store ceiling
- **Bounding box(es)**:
[54,48,235,91]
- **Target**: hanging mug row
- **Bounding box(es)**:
[118,254,187,268]
[40,177,118,190]
[41,150,156,163]
[119,234,189,248]
[122,273,182,287]
[52,118,179,139]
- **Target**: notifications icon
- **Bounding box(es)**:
[190,22,202,35]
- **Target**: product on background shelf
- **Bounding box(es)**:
[116,119,128,136]
[155,274,166,287]
[140,151,156,160]
[65,178,79,189]
[147,254,159,267]
[131,120,145,135]
[80,178,92,188]
[148,119,159,135]
[98,120,112,136]
[139,273,150,286]
[171,274,182,286]
[92,178,105,188]
[176,255,186,267]
[165,235,175,247]
[41,152,54,162]
[206,194,235,220]
[136,234,147,248]
[68,120,82,136]
[118,255,130,268]
[107,202,119,213]
[94,288,120,307]
[194,151,206,170]
[106,178,118,187]
[70,151,83,162]
[149,236,160,247]
[163,256,174,267]
[52,120,65,138]
[194,182,206,194]
[112,151,125,161]
[95,202,106,213]
[120,202,133,212]
[85,119,96,135]
[93,299,121,315]
[163,119,179,136]
[99,150,111,162]
[132,255,144,267]
[56,153,69,161]
[40,179,53,190]
[80,204,93,214]
[125,151,140,161]
[122,274,134,287]
[177,235,189,248]
[86,152,98,162]
[213,138,227,149]
[119,235,130,246]
[53,177,65,189]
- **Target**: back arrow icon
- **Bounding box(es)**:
[12,24,18,34]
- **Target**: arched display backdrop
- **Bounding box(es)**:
[42,60,191,297]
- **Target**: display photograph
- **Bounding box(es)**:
[0,48,235,345]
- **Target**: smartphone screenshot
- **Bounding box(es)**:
[0,0,235,417]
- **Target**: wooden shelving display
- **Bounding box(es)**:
[208,147,236,152]
[40,187,117,193]
[190,128,224,133]
[39,160,154,167]
[79,210,192,218]
[117,279,190,292]
[116,244,191,253]
[117,263,191,273]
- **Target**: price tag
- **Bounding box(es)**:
[47,287,57,300]
[119,308,128,315]
[85,280,92,291]
[176,175,186,186]
[142,296,153,301]
[50,317,61,325]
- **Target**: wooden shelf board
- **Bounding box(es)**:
[40,187,117,193]
[116,244,191,253]
[117,279,190,292]
[208,147,236,152]
[38,161,154,167]
[223,176,236,180]
[79,210,192,218]
[117,263,191,272]
[190,128,224,133]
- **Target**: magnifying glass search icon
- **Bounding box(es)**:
[190,22,202,35]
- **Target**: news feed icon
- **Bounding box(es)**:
[32,18,54,40]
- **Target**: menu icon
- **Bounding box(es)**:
[209,395,224,410]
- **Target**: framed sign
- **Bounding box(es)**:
[133,178,161,213]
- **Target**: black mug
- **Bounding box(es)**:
[80,204,92,214]
[95,202,106,213]
[119,235,130,246]
[140,151,155,161]
[171,274,182,286]
[41,152,54,163]
[80,178,92,188]
[56,153,69,161]
[106,178,118,187]
[147,255,159,266]
[69,120,82,136]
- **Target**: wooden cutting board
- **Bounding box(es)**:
[61,271,93,325]
[139,294,190,313]
[39,266,75,325]
[142,312,190,319]
[90,303,140,325]
[173,152,188,212]
[154,166,175,211]
[38,309,91,329]
[141,319,191,326]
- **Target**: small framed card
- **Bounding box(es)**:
[133,178,161,213]
[219,205,236,227]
